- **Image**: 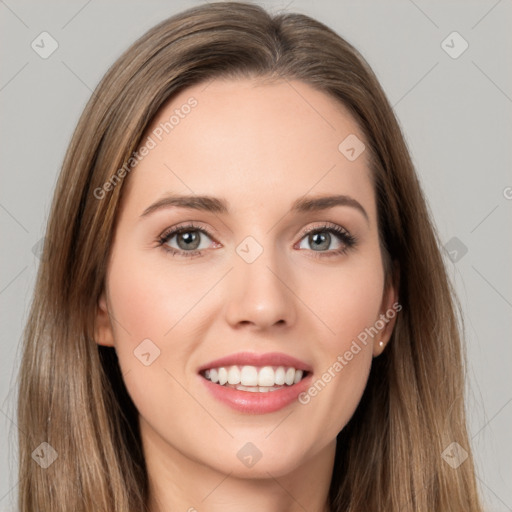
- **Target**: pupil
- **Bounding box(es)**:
[311,232,330,251]
[178,231,200,250]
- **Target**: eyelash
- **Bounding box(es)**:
[157,221,357,259]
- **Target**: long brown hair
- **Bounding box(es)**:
[17,2,483,510]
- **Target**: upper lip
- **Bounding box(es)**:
[198,351,313,373]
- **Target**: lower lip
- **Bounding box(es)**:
[199,374,312,414]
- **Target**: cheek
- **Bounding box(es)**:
[107,260,169,342]
[104,250,206,430]
[105,247,199,388]
[294,255,383,433]
[106,246,207,343]
[300,254,385,351]
[105,244,221,389]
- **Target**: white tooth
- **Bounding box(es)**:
[275,366,286,385]
[240,365,259,386]
[258,366,275,387]
[258,386,270,392]
[293,369,303,384]
[210,368,219,383]
[218,367,228,385]
[204,369,210,379]
[285,367,295,386]
[227,366,241,385]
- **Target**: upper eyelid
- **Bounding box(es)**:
[296,222,351,239]
[159,222,216,240]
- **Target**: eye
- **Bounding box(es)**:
[157,222,217,258]
[157,221,357,259]
[296,223,357,257]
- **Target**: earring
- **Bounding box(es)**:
[378,340,384,347]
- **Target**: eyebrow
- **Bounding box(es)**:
[140,193,369,223]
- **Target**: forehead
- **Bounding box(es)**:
[121,77,375,221]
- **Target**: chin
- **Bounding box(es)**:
[198,437,317,479]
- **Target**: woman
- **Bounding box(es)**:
[17,2,483,510]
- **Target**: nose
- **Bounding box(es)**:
[223,244,297,331]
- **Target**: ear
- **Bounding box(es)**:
[373,263,400,357]
[94,291,115,347]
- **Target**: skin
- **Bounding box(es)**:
[95,77,398,512]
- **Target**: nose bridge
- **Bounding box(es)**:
[224,233,296,329]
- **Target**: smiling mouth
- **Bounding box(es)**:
[200,365,309,393]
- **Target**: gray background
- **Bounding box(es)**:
[1,0,511,510]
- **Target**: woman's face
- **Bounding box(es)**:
[95,77,397,479]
